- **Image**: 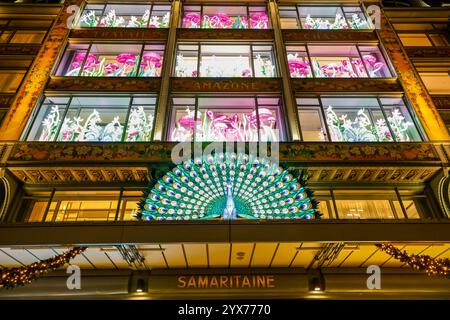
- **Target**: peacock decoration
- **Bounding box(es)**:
[136,153,319,221]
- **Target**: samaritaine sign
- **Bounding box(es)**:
[177,275,276,289]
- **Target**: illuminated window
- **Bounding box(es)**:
[398,34,432,46]
[419,72,450,94]
[182,4,269,29]
[279,5,371,30]
[25,190,141,222]
[56,43,165,77]
[22,188,431,222]
[296,96,422,142]
[175,43,276,78]
[287,44,392,78]
[25,95,157,142]
[78,3,170,28]
[169,96,283,142]
[9,31,46,44]
[0,71,25,93]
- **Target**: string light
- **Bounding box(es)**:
[376,243,450,278]
[0,247,87,289]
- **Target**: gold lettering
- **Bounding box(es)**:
[187,276,197,288]
[220,276,229,288]
[197,276,209,288]
[209,276,219,288]
[256,275,266,288]
[242,276,251,288]
[177,276,186,288]
[267,275,275,288]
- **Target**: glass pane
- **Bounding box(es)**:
[279,7,299,29]
[125,106,155,141]
[175,46,198,77]
[321,97,381,142]
[419,72,450,94]
[27,201,48,222]
[398,34,433,46]
[402,200,421,219]
[298,6,349,30]
[78,4,103,27]
[55,200,118,222]
[121,199,141,220]
[139,45,164,77]
[200,45,251,77]
[381,100,421,142]
[253,48,275,77]
[249,7,269,30]
[56,97,130,142]
[0,71,24,93]
[9,31,46,44]
[309,45,367,78]
[82,44,142,77]
[359,46,391,78]
[169,104,196,141]
[298,109,327,141]
[429,34,448,46]
[0,31,12,43]
[335,199,396,219]
[286,45,312,78]
[258,106,281,141]
[342,6,370,29]
[101,4,152,28]
[27,103,67,141]
[202,6,248,29]
[56,44,90,76]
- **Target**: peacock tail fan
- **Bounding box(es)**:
[135,166,176,220]
[137,153,320,221]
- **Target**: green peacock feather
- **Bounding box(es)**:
[137,153,319,221]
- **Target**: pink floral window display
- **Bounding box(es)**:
[78,3,170,28]
[56,43,165,77]
[287,44,393,79]
[169,96,283,142]
[182,5,269,29]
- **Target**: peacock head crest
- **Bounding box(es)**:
[137,153,319,221]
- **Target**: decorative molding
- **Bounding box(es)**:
[177,28,274,40]
[0,44,40,56]
[6,166,439,185]
[282,30,377,42]
[9,167,149,184]
[291,78,402,93]
[405,46,450,58]
[6,142,442,163]
[69,28,169,40]
[47,76,161,92]
[171,77,282,92]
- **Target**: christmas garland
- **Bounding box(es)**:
[376,243,450,278]
[0,247,87,289]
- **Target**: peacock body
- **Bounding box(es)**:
[138,153,319,221]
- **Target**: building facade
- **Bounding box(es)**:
[0,0,449,299]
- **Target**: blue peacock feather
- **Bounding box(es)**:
[137,153,319,221]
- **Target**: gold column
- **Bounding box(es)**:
[268,0,302,141]
[0,0,83,141]
[152,0,181,141]
[378,10,450,141]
